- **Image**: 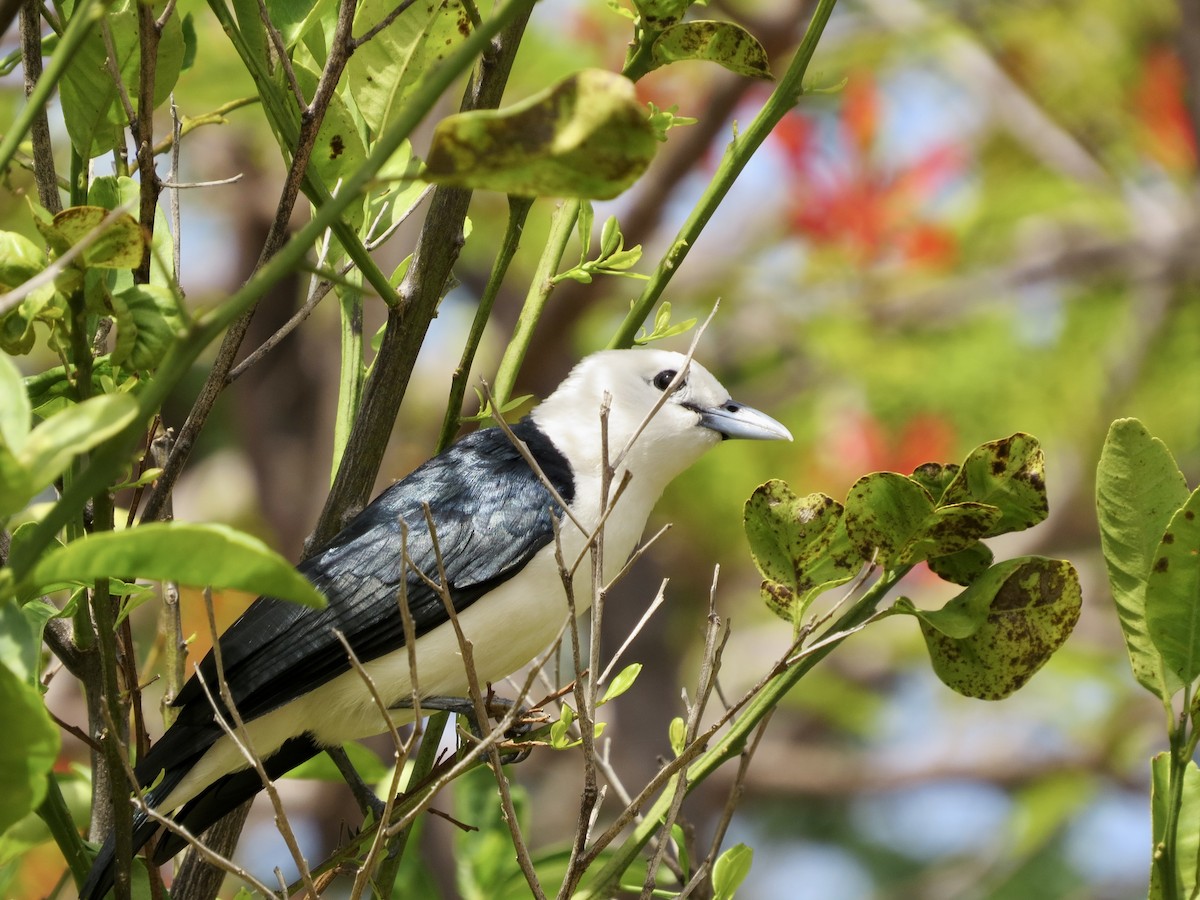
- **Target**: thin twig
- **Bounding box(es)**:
[158,174,244,189]
[196,588,319,898]
[331,631,417,900]
[256,0,306,106]
[99,17,137,128]
[640,569,728,898]
[350,0,418,50]
[20,0,61,213]
[598,577,668,686]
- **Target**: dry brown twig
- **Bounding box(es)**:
[194,587,319,898]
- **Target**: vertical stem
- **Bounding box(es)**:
[333,282,364,481]
[133,0,162,283]
[0,0,111,175]
[608,0,839,348]
[489,199,580,411]
[437,195,534,451]
[20,0,62,213]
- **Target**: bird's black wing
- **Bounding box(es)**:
[167,419,573,733]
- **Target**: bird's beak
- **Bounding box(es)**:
[695,401,794,442]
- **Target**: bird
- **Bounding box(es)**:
[80,347,792,899]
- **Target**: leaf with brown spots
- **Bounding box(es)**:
[347,0,468,137]
[941,433,1048,536]
[744,480,860,628]
[1096,418,1189,700]
[49,207,145,270]
[896,556,1081,700]
[424,70,657,199]
[1145,488,1200,684]
[650,21,773,80]
[843,472,1000,569]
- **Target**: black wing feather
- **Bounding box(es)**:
[171,419,572,728]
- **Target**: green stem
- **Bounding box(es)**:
[608,0,839,349]
[437,195,534,450]
[1161,696,1190,900]
[204,0,400,310]
[574,565,908,900]
[490,199,580,411]
[11,0,537,581]
[0,0,114,176]
[332,280,365,482]
[37,774,91,887]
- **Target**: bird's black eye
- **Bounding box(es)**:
[653,369,679,391]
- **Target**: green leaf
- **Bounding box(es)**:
[600,663,642,704]
[898,557,1081,700]
[1151,753,1200,898]
[267,0,337,47]
[668,716,686,756]
[577,200,595,260]
[744,481,859,626]
[651,22,772,79]
[632,0,689,28]
[1096,418,1189,700]
[941,433,1049,536]
[20,523,327,608]
[909,462,960,503]
[347,0,469,138]
[423,69,658,199]
[844,472,1000,568]
[0,661,59,834]
[59,1,185,158]
[292,66,368,231]
[712,843,754,900]
[52,206,145,270]
[0,769,90,866]
[285,741,388,783]
[669,822,691,878]
[927,541,994,586]
[646,101,697,142]
[89,175,175,287]
[0,353,30,452]
[109,284,185,371]
[1144,488,1200,684]
[0,231,59,355]
[0,393,140,518]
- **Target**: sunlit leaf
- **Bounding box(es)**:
[1096,418,1188,700]
[844,472,999,568]
[347,0,469,137]
[109,284,185,371]
[941,433,1048,536]
[744,480,859,626]
[897,556,1081,700]
[52,206,145,270]
[21,523,326,608]
[651,21,772,79]
[1144,488,1200,684]
[712,843,753,900]
[600,663,642,704]
[0,393,140,518]
[0,661,59,834]
[424,69,657,199]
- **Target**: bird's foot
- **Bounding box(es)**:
[393,689,546,763]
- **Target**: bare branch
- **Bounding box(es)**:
[195,588,319,898]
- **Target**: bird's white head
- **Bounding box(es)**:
[531,349,793,497]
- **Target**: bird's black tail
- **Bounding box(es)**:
[79,734,324,899]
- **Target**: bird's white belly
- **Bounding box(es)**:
[162,518,640,812]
